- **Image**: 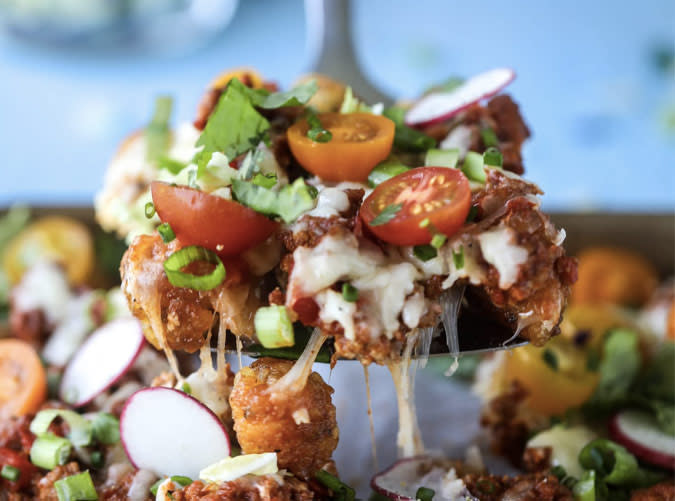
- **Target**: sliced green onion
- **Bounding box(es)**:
[462,152,487,183]
[542,349,559,371]
[157,223,175,243]
[572,470,595,501]
[150,476,192,496]
[1,465,20,481]
[90,451,104,469]
[425,148,459,168]
[254,305,295,348]
[252,173,277,189]
[452,247,465,269]
[30,434,72,470]
[382,107,436,152]
[306,112,332,143]
[144,202,155,219]
[480,127,499,147]
[342,283,359,302]
[181,382,192,394]
[367,159,410,188]
[315,470,355,501]
[54,471,98,501]
[415,487,436,501]
[30,410,92,447]
[171,476,193,487]
[431,234,446,249]
[483,147,503,167]
[91,413,120,445]
[369,203,402,226]
[414,245,437,262]
[163,246,226,291]
[150,479,162,496]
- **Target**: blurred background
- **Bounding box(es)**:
[0,0,673,210]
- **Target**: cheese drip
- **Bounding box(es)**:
[363,364,378,470]
[388,331,425,458]
[269,328,328,398]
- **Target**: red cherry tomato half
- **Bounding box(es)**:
[151,182,279,256]
[360,167,471,246]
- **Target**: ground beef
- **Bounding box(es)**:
[173,475,320,501]
[463,472,573,501]
[9,306,48,348]
[37,462,81,500]
[421,94,530,174]
[480,380,532,467]
[522,446,553,473]
[630,482,675,501]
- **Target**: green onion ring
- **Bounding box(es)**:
[163,246,226,291]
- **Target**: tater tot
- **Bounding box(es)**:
[572,247,658,307]
[294,74,346,113]
[229,358,339,479]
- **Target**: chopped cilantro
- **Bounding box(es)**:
[414,245,437,261]
[194,78,270,174]
[157,156,187,174]
[232,178,317,224]
[369,203,403,226]
[252,173,277,189]
[255,79,318,109]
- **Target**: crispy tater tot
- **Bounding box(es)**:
[229,358,339,479]
[572,247,658,307]
[294,74,346,113]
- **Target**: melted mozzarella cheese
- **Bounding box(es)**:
[478,226,528,288]
[289,233,421,339]
[305,187,350,218]
[315,290,357,340]
[527,425,597,479]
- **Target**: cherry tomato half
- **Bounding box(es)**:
[360,167,471,246]
[151,182,278,256]
[287,112,395,182]
[0,339,47,417]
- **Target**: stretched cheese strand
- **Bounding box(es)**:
[388,331,425,458]
[268,328,327,398]
[363,363,378,470]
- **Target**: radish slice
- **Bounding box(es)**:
[60,317,145,407]
[405,68,515,126]
[371,456,478,501]
[120,387,231,478]
[609,409,675,470]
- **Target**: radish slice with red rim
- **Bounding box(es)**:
[120,387,231,478]
[405,68,515,127]
[371,456,478,501]
[59,317,145,407]
[609,409,675,471]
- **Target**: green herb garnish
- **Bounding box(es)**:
[342,283,359,302]
[157,223,175,243]
[369,203,403,226]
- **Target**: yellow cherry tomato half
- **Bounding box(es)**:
[0,339,47,416]
[3,216,94,285]
[287,112,395,182]
[503,338,600,416]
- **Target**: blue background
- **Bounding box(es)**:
[1,0,673,210]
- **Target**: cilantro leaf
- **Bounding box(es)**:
[369,203,403,226]
[257,80,318,109]
[231,178,316,223]
[383,106,436,152]
[195,79,270,171]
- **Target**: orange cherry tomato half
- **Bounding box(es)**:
[360,167,471,246]
[0,339,47,417]
[287,112,395,182]
[151,182,279,256]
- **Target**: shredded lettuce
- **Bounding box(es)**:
[339,86,372,113]
[252,79,318,109]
